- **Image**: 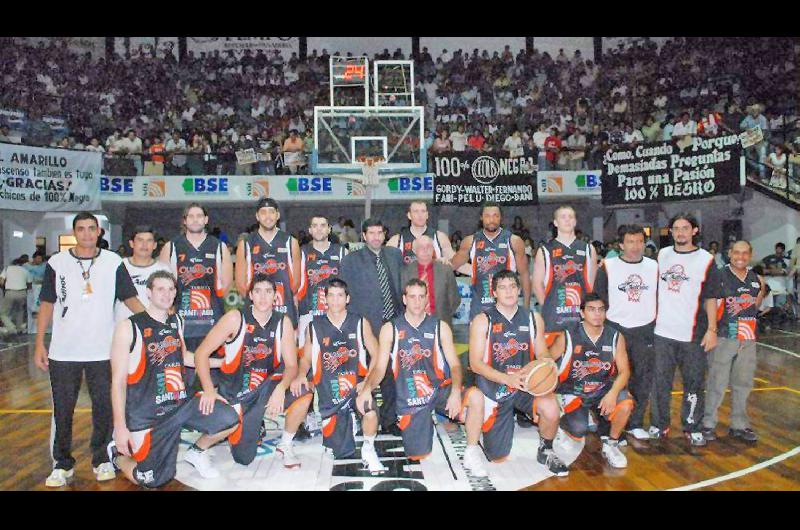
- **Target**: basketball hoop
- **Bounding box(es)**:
[355,156,384,187]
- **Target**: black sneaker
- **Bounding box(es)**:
[381,423,402,437]
[701,427,717,441]
[515,411,534,428]
[537,447,569,477]
[293,423,312,442]
[729,428,758,443]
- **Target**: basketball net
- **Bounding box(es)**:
[355,156,385,187]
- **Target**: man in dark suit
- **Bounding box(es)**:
[401,235,461,328]
[339,218,404,434]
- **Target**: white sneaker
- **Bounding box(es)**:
[361,443,387,474]
[627,428,651,440]
[462,446,488,478]
[276,442,301,468]
[305,413,320,435]
[184,447,221,479]
[602,440,628,468]
[93,462,116,481]
[45,468,74,487]
[601,435,627,447]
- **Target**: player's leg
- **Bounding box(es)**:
[45,359,83,487]
[460,387,488,476]
[83,360,115,481]
[399,387,451,461]
[229,383,272,466]
[358,400,385,473]
[530,392,569,476]
[378,368,400,434]
[276,386,313,468]
[182,395,240,478]
[479,395,515,463]
[112,414,182,488]
[598,390,634,468]
[701,337,736,441]
[625,328,656,440]
[728,340,758,442]
[650,335,678,437]
[679,342,708,446]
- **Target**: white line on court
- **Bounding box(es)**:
[771,329,800,338]
[757,341,800,359]
[669,445,800,491]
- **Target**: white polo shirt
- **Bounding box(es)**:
[1,265,30,290]
[114,258,171,323]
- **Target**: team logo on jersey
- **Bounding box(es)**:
[398,342,433,370]
[411,372,434,398]
[178,263,214,285]
[143,327,153,338]
[244,344,272,367]
[189,289,212,310]
[563,284,582,306]
[492,323,503,333]
[552,248,563,258]
[554,260,583,283]
[164,365,185,392]
[248,369,268,390]
[725,293,755,316]
[246,324,255,333]
[571,358,612,380]
[252,245,261,254]
[147,335,182,364]
[735,319,757,341]
[404,242,413,251]
[254,259,287,275]
[661,265,689,292]
[476,252,507,274]
[477,241,485,250]
[618,274,649,302]
[336,373,357,397]
[492,338,529,364]
[274,284,286,307]
[308,264,338,285]
[323,346,358,372]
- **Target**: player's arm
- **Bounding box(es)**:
[587,243,599,289]
[110,320,134,456]
[219,241,234,296]
[599,334,630,416]
[234,239,249,296]
[438,321,464,419]
[437,230,456,262]
[361,318,380,369]
[531,312,550,360]
[158,240,175,274]
[290,237,301,292]
[34,301,53,371]
[545,329,566,362]
[116,264,146,314]
[290,326,313,397]
[594,261,609,305]
[468,313,525,391]
[450,234,473,271]
[267,315,300,416]
[531,247,547,306]
[511,234,531,307]
[356,322,393,414]
[701,265,721,352]
[756,274,767,307]
[195,310,240,398]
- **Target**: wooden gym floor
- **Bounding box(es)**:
[1,325,798,491]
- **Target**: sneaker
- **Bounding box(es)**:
[729,428,758,443]
[685,431,707,447]
[462,446,489,478]
[184,447,221,479]
[360,443,387,474]
[305,413,320,435]
[93,462,116,482]
[601,435,627,447]
[627,428,651,441]
[602,439,628,468]
[515,411,534,428]
[701,427,717,441]
[276,442,301,468]
[45,468,74,488]
[537,447,569,477]
[293,423,311,443]
[648,426,669,439]
[106,441,120,471]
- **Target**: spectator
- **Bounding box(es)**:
[641,115,662,143]
[450,123,468,152]
[544,127,562,171]
[165,130,188,175]
[0,124,13,143]
[503,129,524,157]
[671,112,697,141]
[0,256,31,335]
[431,129,451,153]
[662,114,676,142]
[282,129,305,174]
[767,144,789,189]
[117,129,143,176]
[740,104,769,179]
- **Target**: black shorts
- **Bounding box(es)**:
[228,379,311,466]
[558,389,633,440]
[320,388,379,459]
[128,396,239,488]
[397,384,456,460]
[478,388,538,462]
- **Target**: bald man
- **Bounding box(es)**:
[400,236,461,328]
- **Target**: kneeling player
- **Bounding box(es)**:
[194,274,312,468]
[467,270,567,476]
[289,279,386,473]
[548,293,634,468]
[110,271,239,488]
[356,279,467,462]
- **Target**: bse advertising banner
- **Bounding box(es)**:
[431,152,537,206]
[187,37,299,59]
[0,144,101,211]
[538,170,602,197]
[601,134,744,206]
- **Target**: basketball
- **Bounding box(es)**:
[523,359,559,396]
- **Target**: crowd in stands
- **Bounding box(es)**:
[0,37,797,183]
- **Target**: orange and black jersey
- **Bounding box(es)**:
[126,311,187,431]
[396,226,442,264]
[242,230,297,325]
[539,238,593,332]
[476,306,536,403]
[468,228,517,319]
[717,265,762,341]
[555,322,620,401]
[296,242,345,318]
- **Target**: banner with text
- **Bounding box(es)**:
[187,37,299,60]
[538,170,602,197]
[601,135,743,206]
[432,152,537,206]
[0,144,101,211]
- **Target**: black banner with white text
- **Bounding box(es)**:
[432,152,537,206]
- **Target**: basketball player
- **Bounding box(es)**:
[467,270,567,476]
[296,215,348,347]
[159,203,233,386]
[651,213,720,447]
[702,241,765,443]
[451,202,530,320]
[115,225,170,323]
[193,274,311,468]
[532,205,597,346]
[109,271,239,488]
[289,279,386,473]
[548,293,634,469]
[593,224,658,441]
[235,198,301,328]
[355,279,468,463]
[387,201,456,265]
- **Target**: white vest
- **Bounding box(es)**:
[655,246,715,342]
[603,256,658,328]
[114,258,170,323]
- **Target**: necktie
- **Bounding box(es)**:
[375,252,395,321]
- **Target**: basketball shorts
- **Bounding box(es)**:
[558,388,633,440]
[320,388,379,458]
[479,389,538,462]
[127,396,239,488]
[398,383,458,460]
[297,313,314,349]
[228,379,311,466]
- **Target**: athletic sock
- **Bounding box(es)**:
[281,431,295,446]
[363,435,376,446]
[540,437,554,450]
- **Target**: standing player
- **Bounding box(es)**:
[593,225,658,441]
[109,271,239,488]
[548,293,634,468]
[193,274,312,467]
[451,202,530,320]
[387,201,456,265]
[289,279,386,473]
[651,213,720,447]
[702,241,765,443]
[356,279,469,462]
[159,203,233,383]
[296,215,347,346]
[467,270,566,476]
[115,225,170,323]
[532,205,597,346]
[236,198,301,329]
